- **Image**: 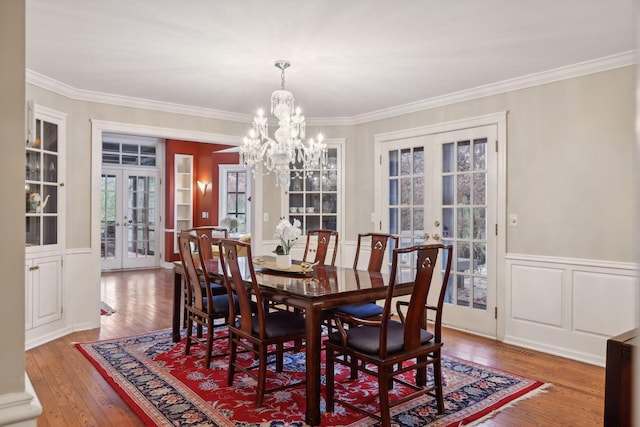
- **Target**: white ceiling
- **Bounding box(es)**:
[26,0,635,123]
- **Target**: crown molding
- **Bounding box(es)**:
[349,51,636,125]
[27,51,636,127]
[26,69,253,124]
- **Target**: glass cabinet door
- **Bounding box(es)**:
[26,107,64,249]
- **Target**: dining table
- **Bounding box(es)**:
[172,256,414,426]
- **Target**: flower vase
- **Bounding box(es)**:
[276,254,292,269]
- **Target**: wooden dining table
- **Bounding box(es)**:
[172,256,413,426]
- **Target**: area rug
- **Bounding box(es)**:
[76,329,549,426]
[100,301,116,316]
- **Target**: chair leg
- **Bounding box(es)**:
[349,355,358,380]
[204,324,213,369]
[227,336,237,387]
[256,345,268,407]
[416,355,427,387]
[276,343,284,372]
[433,353,444,414]
[326,347,335,412]
[378,365,391,427]
[185,316,193,355]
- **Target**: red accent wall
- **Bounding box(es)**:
[164,140,239,262]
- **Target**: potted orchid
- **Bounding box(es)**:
[273,218,302,268]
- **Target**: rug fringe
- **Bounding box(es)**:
[461,382,554,426]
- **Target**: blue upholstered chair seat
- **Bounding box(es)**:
[327,319,433,355]
[328,302,383,318]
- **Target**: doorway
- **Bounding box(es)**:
[100,168,160,270]
[377,115,506,338]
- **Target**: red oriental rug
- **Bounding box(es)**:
[76,329,549,426]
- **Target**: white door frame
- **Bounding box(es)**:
[374,112,508,339]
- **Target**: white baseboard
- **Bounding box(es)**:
[0,373,41,427]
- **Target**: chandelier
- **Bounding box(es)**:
[240,60,327,188]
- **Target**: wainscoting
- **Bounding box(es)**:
[256,240,637,366]
[505,254,637,366]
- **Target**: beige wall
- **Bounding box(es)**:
[0,0,26,395]
[349,67,635,262]
[27,66,635,262]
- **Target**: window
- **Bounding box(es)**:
[102,141,157,166]
[287,146,340,235]
[219,165,251,233]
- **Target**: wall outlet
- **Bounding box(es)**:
[509,214,518,226]
[263,212,269,222]
[201,211,209,219]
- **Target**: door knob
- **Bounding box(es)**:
[434,220,441,227]
[432,233,441,241]
[423,233,430,241]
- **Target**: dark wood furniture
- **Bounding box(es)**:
[177,232,234,368]
[303,229,339,266]
[325,244,452,426]
[218,239,306,407]
[172,254,412,426]
[604,327,637,427]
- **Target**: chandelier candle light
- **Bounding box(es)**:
[240,60,327,188]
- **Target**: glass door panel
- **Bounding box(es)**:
[383,126,497,336]
[101,168,159,270]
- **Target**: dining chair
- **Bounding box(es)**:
[328,232,399,320]
[218,239,307,407]
[325,243,453,426]
[178,232,237,369]
[303,229,339,266]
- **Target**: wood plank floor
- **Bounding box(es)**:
[26,268,605,426]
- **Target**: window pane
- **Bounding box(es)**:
[400,178,411,205]
[122,144,138,154]
[442,142,454,173]
[412,208,424,235]
[237,172,246,192]
[473,138,487,170]
[442,207,454,238]
[389,150,398,177]
[457,140,470,172]
[413,176,424,205]
[457,208,470,239]
[473,173,486,205]
[400,149,411,176]
[413,147,424,174]
[457,173,471,205]
[473,208,486,240]
[389,179,398,206]
[227,172,237,192]
[442,176,454,205]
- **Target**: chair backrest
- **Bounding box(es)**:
[178,231,208,311]
[183,226,228,242]
[303,229,339,266]
[218,239,268,338]
[380,244,453,358]
[353,232,399,272]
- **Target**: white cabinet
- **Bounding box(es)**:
[25,255,63,330]
[25,103,66,339]
[174,154,193,253]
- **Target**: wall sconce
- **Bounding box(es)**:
[197,181,209,196]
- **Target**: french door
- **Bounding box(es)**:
[100,168,160,270]
[382,125,498,337]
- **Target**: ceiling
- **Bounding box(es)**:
[26,0,635,123]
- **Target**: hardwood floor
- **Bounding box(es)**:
[26,268,605,426]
